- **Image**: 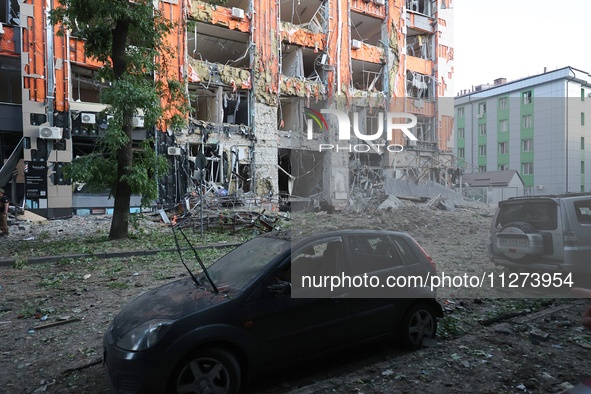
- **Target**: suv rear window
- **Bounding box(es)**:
[574,200,591,224]
[496,200,558,230]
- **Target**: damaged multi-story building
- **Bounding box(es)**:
[0,0,454,218]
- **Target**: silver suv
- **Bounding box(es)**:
[489,193,591,272]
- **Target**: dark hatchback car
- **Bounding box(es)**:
[103,229,443,394]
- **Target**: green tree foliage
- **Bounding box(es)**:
[50,0,187,239]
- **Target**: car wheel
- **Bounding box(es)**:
[399,303,437,350]
[171,347,241,394]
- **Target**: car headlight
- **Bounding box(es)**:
[116,320,173,351]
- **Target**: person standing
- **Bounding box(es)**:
[0,188,9,236]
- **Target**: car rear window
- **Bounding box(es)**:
[496,200,558,230]
[574,200,591,224]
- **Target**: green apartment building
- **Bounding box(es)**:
[454,67,591,195]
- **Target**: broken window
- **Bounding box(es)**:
[405,34,431,59]
[406,0,433,16]
[406,71,433,100]
[350,11,383,47]
[414,115,436,146]
[352,60,383,91]
[278,98,303,131]
[287,149,324,198]
[0,0,19,25]
[187,142,229,186]
[478,102,486,116]
[281,45,324,81]
[280,0,326,32]
[71,65,108,103]
[522,90,532,105]
[189,86,250,126]
[188,23,250,68]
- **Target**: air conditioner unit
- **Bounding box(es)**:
[131,116,144,128]
[39,126,63,139]
[231,7,245,19]
[81,113,96,124]
[374,0,385,5]
[167,147,181,156]
[351,39,362,50]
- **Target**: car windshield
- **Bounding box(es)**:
[198,236,290,292]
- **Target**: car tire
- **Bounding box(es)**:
[170,347,241,394]
[398,302,437,350]
[498,221,542,262]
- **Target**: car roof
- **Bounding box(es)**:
[504,192,591,202]
[263,228,413,244]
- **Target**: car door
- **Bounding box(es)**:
[255,237,350,366]
[338,234,419,343]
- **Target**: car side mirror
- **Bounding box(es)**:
[267,281,291,296]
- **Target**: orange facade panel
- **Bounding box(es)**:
[68,38,102,68]
[405,97,434,117]
[351,42,384,64]
[159,0,186,131]
[406,55,433,75]
[0,26,17,54]
[190,1,250,33]
[439,114,454,152]
[280,22,325,51]
[350,0,386,19]
[22,1,46,103]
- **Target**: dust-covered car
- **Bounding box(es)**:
[103,229,442,394]
[489,193,591,273]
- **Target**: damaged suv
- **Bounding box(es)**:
[489,193,591,272]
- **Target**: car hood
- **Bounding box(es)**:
[112,277,232,336]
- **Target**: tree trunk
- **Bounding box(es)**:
[109,129,133,239]
[109,18,131,240]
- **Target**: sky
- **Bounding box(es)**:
[453,0,591,95]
